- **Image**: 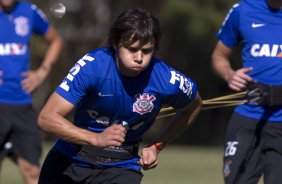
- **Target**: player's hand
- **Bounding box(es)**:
[94,124,126,147]
[139,145,158,170]
[227,67,253,91]
[21,69,46,93]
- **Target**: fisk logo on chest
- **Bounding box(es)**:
[133,93,156,115]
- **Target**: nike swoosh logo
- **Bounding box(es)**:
[98,92,113,97]
[251,23,265,28]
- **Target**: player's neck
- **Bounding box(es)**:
[268,0,282,9]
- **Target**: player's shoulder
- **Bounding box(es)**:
[150,57,173,81]
[88,47,113,58]
[226,0,253,13]
[227,1,243,14]
[150,56,187,80]
[232,0,255,7]
[86,47,113,66]
[78,48,114,75]
[245,0,269,11]
[150,56,170,73]
[16,1,45,17]
[16,1,34,10]
[150,57,196,93]
[234,0,265,12]
[223,0,252,22]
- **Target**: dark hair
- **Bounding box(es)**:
[107,8,161,51]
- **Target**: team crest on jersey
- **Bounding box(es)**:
[14,16,29,36]
[133,93,156,115]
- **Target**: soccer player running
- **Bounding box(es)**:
[0,0,63,184]
[37,8,202,184]
[211,0,282,183]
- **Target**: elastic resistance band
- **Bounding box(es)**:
[157,91,247,119]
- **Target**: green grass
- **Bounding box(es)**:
[1,143,52,184]
[143,146,224,184]
[1,144,263,184]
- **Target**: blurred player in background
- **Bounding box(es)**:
[211,0,282,183]
[0,0,63,183]
[37,8,202,184]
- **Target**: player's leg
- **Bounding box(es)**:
[233,142,264,184]
[17,157,40,184]
[0,104,14,180]
[263,150,282,184]
[40,147,143,184]
[39,148,77,184]
[263,123,282,184]
[40,147,109,184]
[11,105,42,184]
[223,113,264,184]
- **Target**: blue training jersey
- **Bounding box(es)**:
[0,2,49,104]
[217,0,282,122]
[54,48,198,171]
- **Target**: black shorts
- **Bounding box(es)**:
[223,112,282,184]
[39,148,143,184]
[0,104,42,165]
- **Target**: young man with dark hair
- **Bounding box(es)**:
[38,8,201,184]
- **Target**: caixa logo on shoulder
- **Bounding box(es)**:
[133,93,156,115]
[169,70,193,97]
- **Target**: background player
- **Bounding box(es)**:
[0,0,63,184]
[211,0,282,183]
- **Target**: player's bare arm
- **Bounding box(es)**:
[21,26,63,93]
[139,93,202,170]
[38,92,126,147]
[211,41,252,91]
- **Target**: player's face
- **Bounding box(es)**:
[0,0,15,11]
[116,41,154,77]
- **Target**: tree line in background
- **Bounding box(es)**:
[29,0,242,145]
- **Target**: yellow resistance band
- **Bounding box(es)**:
[157,91,247,119]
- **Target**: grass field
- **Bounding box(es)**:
[1,143,263,184]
